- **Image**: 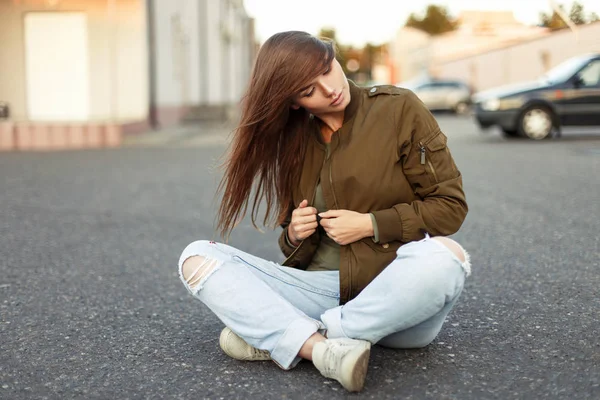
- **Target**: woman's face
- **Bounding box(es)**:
[291,58,350,116]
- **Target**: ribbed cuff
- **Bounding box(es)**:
[371,207,405,244]
[369,213,380,244]
[284,229,298,249]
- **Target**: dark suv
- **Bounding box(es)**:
[474,53,600,139]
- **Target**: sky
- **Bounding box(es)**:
[243,0,600,46]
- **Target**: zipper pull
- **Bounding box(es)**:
[419,144,426,165]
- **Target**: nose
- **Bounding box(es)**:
[317,79,336,97]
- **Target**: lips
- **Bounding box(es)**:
[330,92,343,106]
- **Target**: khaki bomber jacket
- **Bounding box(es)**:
[278,81,468,304]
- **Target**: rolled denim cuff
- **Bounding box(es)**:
[270,317,323,370]
[320,307,349,340]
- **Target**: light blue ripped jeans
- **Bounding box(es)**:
[177,235,471,370]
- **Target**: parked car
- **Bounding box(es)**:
[473,53,600,140]
[397,79,472,114]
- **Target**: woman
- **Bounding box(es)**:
[178,31,470,393]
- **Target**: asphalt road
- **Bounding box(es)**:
[1,116,599,399]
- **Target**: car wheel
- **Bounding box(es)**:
[517,106,554,140]
[501,128,520,138]
[454,101,470,115]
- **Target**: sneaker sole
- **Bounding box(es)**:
[340,343,371,392]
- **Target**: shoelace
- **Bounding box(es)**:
[250,346,270,358]
[320,341,352,376]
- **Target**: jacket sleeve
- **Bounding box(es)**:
[278,204,320,268]
[278,208,297,258]
[371,92,468,243]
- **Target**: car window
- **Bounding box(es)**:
[542,55,592,84]
[417,81,467,90]
[415,83,433,90]
[577,61,600,87]
[435,82,467,89]
[429,82,452,89]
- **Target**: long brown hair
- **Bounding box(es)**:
[216,31,335,239]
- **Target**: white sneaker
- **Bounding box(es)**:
[219,327,271,361]
[312,338,371,392]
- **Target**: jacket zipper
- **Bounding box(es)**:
[419,142,438,183]
[328,135,340,209]
[329,160,340,209]
[328,136,345,295]
[282,149,326,266]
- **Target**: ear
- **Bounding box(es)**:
[290,103,300,110]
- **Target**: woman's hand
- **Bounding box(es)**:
[318,210,374,245]
[288,199,318,246]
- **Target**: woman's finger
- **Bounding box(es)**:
[296,222,318,232]
[294,206,317,218]
[297,228,316,240]
[293,214,317,226]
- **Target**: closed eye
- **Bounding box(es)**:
[303,87,315,97]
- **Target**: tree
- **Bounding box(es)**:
[539,4,569,30]
[568,1,586,25]
[317,27,349,75]
[318,27,337,42]
[540,1,594,29]
[405,5,457,36]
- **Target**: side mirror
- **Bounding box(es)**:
[572,75,584,88]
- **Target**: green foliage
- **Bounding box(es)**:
[316,27,387,84]
[540,4,568,30]
[540,1,597,29]
[318,27,337,42]
[405,5,457,36]
[569,1,586,25]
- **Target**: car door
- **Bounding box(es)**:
[429,82,450,109]
[563,59,600,126]
[413,83,435,109]
[434,82,455,110]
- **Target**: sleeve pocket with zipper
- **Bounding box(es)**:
[419,129,459,185]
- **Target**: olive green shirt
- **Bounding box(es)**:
[306,180,341,271]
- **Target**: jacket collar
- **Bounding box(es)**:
[343,80,362,124]
[310,80,362,146]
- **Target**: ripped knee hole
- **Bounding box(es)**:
[182,256,219,289]
[431,237,466,263]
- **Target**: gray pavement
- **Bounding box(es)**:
[1,115,599,399]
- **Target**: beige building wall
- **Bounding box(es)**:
[203,0,252,105]
[390,11,549,84]
[432,11,549,63]
[0,0,148,123]
[152,0,198,108]
[436,22,600,92]
[390,27,431,84]
[150,0,254,124]
[0,2,27,121]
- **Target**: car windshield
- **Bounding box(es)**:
[541,55,593,84]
